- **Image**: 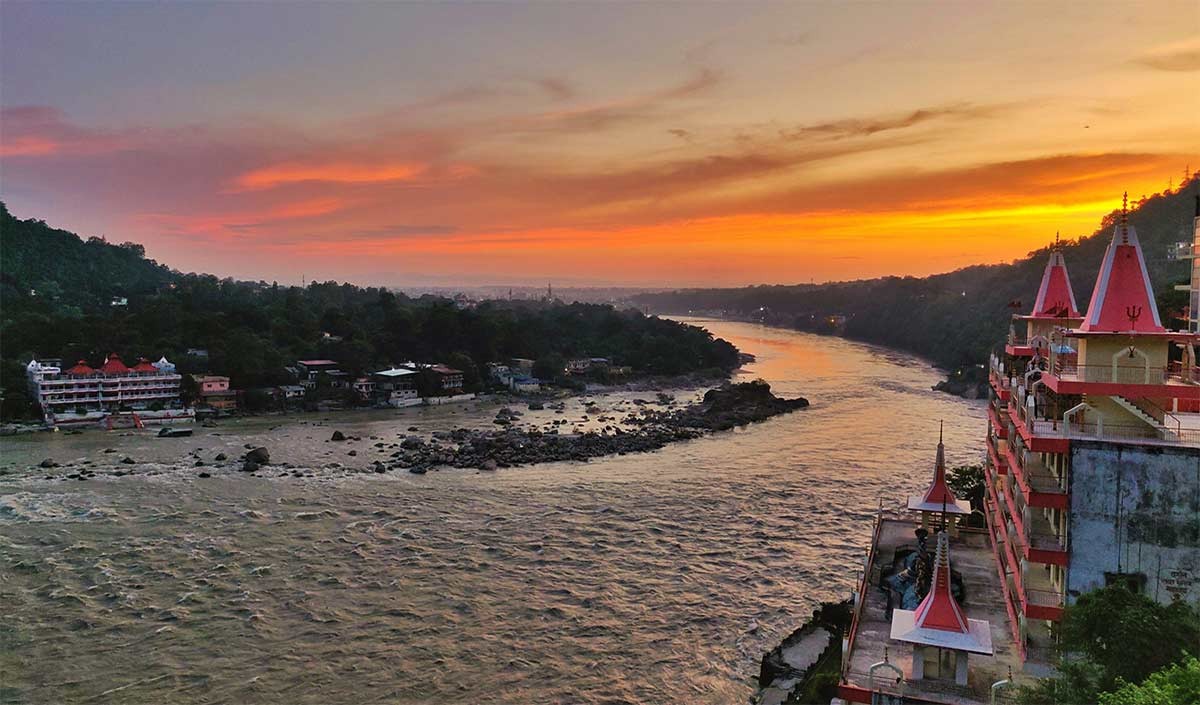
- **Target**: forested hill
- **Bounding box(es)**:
[0,202,178,307]
[0,203,738,419]
[633,180,1199,372]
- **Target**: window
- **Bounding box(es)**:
[1103,571,1146,593]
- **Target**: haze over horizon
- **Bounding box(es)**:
[2,2,1198,288]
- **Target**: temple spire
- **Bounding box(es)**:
[911,531,970,633]
[1031,237,1081,318]
[1079,194,1164,333]
[907,425,971,517]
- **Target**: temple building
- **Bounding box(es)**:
[986,195,1200,666]
[26,353,188,427]
[889,531,994,686]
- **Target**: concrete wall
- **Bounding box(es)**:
[1077,337,1169,380]
[1068,441,1200,605]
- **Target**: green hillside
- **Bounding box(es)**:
[0,203,178,310]
[0,204,738,420]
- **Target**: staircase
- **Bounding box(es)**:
[1112,395,1179,441]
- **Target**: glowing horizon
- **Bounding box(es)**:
[1,2,1197,288]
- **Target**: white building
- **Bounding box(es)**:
[371,367,419,406]
[26,353,186,426]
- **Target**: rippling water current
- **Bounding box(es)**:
[0,320,985,705]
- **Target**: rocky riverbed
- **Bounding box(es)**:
[13,381,807,481]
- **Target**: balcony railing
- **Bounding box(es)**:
[1011,396,1200,448]
[1052,357,1200,387]
[1168,361,1200,381]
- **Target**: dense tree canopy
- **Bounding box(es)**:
[1098,656,1200,705]
[1017,585,1200,704]
[0,204,739,420]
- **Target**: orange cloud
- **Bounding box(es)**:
[234,162,428,190]
[0,135,59,157]
[1134,38,1200,72]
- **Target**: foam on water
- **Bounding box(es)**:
[0,321,986,704]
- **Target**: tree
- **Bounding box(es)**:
[447,352,480,392]
[1098,656,1200,705]
[1060,585,1200,690]
[1017,586,1200,704]
[533,353,566,381]
[947,464,985,526]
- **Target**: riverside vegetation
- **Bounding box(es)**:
[0,202,739,421]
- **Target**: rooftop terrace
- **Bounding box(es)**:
[840,515,1041,704]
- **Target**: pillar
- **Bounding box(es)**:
[955,651,969,686]
[911,645,925,680]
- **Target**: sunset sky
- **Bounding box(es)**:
[2,2,1198,287]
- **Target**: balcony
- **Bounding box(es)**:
[989,366,1012,401]
[1021,564,1065,622]
[1007,402,1070,453]
[987,433,1008,475]
[1004,440,1069,510]
[1006,338,1035,358]
[1043,357,1200,399]
[1025,510,1068,566]
[987,400,1008,439]
[1010,393,1200,449]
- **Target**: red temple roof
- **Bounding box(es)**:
[131,357,158,372]
[1030,248,1081,318]
[907,426,971,515]
[889,531,994,654]
[911,532,971,632]
[1079,201,1164,333]
[100,353,130,374]
[66,360,96,375]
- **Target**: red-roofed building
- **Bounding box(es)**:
[131,357,158,372]
[26,354,185,426]
[65,360,96,375]
[100,353,130,374]
[889,531,994,685]
[984,194,1200,667]
[1006,240,1084,358]
[428,364,465,394]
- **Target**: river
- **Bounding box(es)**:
[0,319,985,705]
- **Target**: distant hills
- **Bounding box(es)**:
[633,179,1199,376]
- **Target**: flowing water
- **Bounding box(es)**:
[0,320,985,705]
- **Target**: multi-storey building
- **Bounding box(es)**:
[26,353,187,426]
[192,374,238,410]
[985,198,1200,664]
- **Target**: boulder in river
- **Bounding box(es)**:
[39,458,57,468]
[241,460,260,473]
[330,431,346,441]
[244,447,270,464]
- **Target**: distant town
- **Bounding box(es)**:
[23,352,633,429]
